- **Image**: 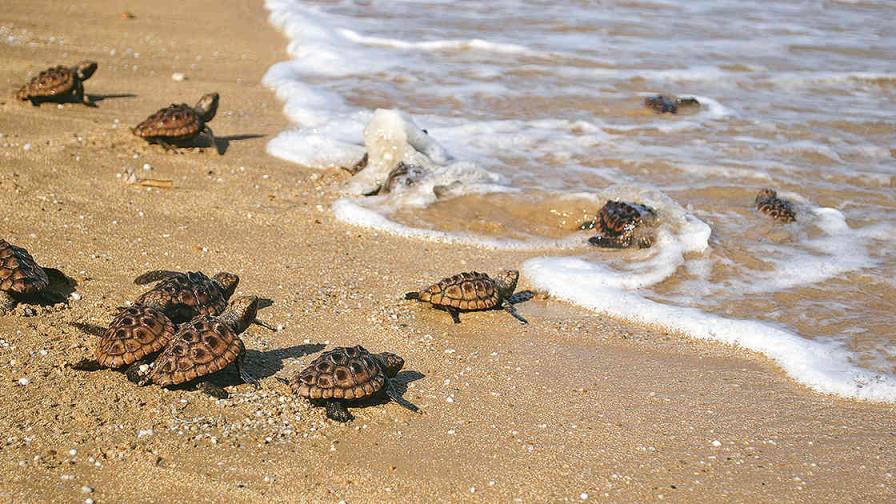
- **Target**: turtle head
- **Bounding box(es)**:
[194,92,219,123]
[75,61,98,81]
[374,352,405,378]
[212,272,240,300]
[756,188,777,204]
[222,295,259,334]
[494,270,520,298]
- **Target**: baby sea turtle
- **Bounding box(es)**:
[134,270,238,324]
[405,270,528,324]
[291,345,418,422]
[132,92,219,151]
[142,296,270,398]
[644,95,700,114]
[581,200,658,249]
[71,304,177,380]
[755,188,796,223]
[15,61,98,107]
[0,239,70,313]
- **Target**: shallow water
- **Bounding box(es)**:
[263,0,896,401]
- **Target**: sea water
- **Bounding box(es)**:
[263,0,896,401]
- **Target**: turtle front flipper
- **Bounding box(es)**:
[385,380,419,413]
[202,125,220,155]
[446,307,461,324]
[125,360,153,385]
[325,400,354,422]
[0,291,16,313]
[74,80,95,108]
[588,234,628,248]
[502,303,528,325]
[196,381,229,399]
[236,352,260,389]
[134,270,181,285]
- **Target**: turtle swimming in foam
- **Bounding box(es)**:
[755,188,796,223]
[16,61,98,107]
[644,95,700,114]
[291,345,418,422]
[405,270,529,324]
[581,200,658,249]
[132,92,219,151]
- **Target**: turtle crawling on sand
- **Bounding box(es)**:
[136,296,271,398]
[581,200,658,249]
[291,345,418,422]
[0,239,71,313]
[134,270,239,324]
[405,270,529,325]
[755,188,796,223]
[644,95,700,114]
[16,61,98,107]
[132,92,219,151]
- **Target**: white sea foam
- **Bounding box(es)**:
[523,256,896,402]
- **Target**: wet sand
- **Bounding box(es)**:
[1,1,894,502]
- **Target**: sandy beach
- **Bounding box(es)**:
[1,0,894,502]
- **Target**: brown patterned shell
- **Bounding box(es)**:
[96,305,176,368]
[292,346,385,401]
[16,66,75,99]
[417,271,501,311]
[149,316,244,386]
[132,104,201,140]
[597,200,651,237]
[756,189,796,223]
[0,240,49,294]
[135,272,227,323]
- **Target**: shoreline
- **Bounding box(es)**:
[1,0,894,502]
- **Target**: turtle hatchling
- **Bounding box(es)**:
[755,188,796,223]
[141,296,272,398]
[0,239,71,313]
[581,200,658,249]
[132,92,219,151]
[291,345,418,422]
[405,270,528,324]
[134,270,239,324]
[644,94,700,114]
[16,61,97,107]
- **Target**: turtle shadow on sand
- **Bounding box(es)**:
[86,93,137,104]
[237,342,327,383]
[14,267,78,308]
[213,133,266,155]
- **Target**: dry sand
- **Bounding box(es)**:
[1,1,894,502]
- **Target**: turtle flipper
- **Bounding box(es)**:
[446,307,461,324]
[125,360,152,385]
[325,400,353,422]
[196,381,229,399]
[506,290,534,305]
[134,270,180,285]
[0,291,16,313]
[236,352,259,389]
[503,303,528,325]
[404,291,420,300]
[202,125,219,155]
[385,380,419,413]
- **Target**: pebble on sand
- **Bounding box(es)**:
[171,72,187,81]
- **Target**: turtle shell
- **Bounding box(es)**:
[96,305,176,368]
[597,200,652,238]
[132,104,201,140]
[416,271,500,311]
[756,191,796,223]
[0,240,49,295]
[149,316,245,386]
[135,271,227,323]
[16,66,75,100]
[292,346,385,401]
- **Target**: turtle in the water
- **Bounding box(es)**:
[581,200,658,249]
[755,188,796,223]
[71,304,177,380]
[134,270,239,324]
[139,296,270,397]
[405,270,529,324]
[15,61,98,107]
[291,345,418,422]
[644,94,700,114]
[131,92,219,151]
[0,239,72,313]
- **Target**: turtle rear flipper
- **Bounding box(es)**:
[0,291,15,312]
[325,400,354,422]
[196,381,229,399]
[134,270,181,285]
[404,291,420,300]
